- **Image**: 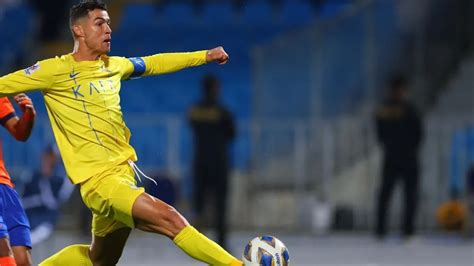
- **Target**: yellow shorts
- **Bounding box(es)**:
[79,162,145,237]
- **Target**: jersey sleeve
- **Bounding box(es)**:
[120,51,208,80]
[0,97,16,126]
[0,58,58,96]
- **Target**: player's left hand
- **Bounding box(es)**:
[206,46,229,65]
[13,93,35,114]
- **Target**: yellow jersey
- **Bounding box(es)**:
[0,51,208,184]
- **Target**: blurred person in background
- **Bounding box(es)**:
[188,74,236,249]
[21,145,74,246]
[0,1,241,265]
[374,76,424,240]
[28,0,70,42]
[0,94,36,266]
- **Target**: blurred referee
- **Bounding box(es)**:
[374,76,424,240]
[188,74,235,249]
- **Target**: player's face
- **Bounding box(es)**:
[83,9,112,54]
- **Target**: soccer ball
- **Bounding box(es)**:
[242,235,290,266]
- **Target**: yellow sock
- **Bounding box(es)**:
[174,226,243,266]
[39,244,92,266]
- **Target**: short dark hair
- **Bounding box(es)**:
[69,0,108,27]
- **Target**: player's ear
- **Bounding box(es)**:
[72,24,85,38]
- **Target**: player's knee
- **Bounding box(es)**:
[169,207,187,228]
[149,205,187,237]
[135,194,188,237]
[162,206,186,230]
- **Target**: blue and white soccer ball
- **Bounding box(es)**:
[242,235,290,266]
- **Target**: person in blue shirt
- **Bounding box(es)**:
[21,145,74,245]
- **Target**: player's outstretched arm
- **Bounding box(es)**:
[123,47,229,79]
[4,94,36,141]
[0,59,56,96]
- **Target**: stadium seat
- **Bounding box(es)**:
[201,2,235,26]
[0,4,33,72]
[242,1,274,26]
[279,0,315,27]
[160,3,195,25]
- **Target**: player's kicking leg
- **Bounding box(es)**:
[86,193,241,266]
[132,193,242,266]
[40,163,242,266]
[41,193,241,266]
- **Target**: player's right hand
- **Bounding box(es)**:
[13,93,35,114]
[206,46,229,65]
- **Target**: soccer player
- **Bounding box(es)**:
[0,94,36,266]
[0,1,241,265]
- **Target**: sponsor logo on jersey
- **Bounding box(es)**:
[24,62,40,75]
